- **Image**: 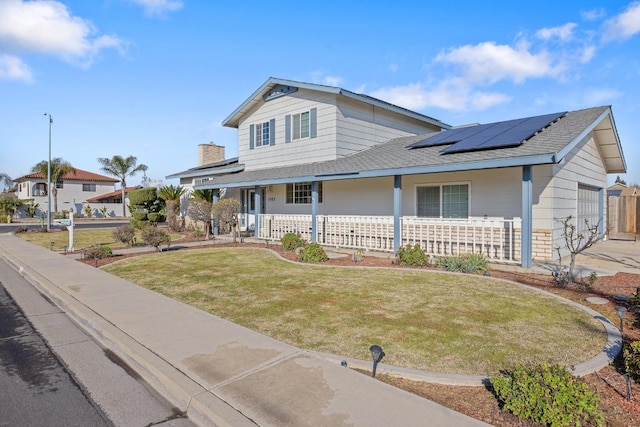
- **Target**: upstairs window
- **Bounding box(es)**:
[55,181,63,189]
[255,121,270,147]
[285,107,317,143]
[249,118,275,149]
[417,183,469,218]
[292,111,310,140]
[83,183,96,192]
[286,182,323,204]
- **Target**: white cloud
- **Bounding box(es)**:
[369,78,511,112]
[0,0,126,67]
[603,1,640,41]
[435,41,565,84]
[536,23,578,41]
[581,8,606,21]
[308,70,344,87]
[0,54,32,82]
[389,63,399,72]
[582,88,624,105]
[129,0,183,17]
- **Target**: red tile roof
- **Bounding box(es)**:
[15,168,119,183]
[86,187,138,202]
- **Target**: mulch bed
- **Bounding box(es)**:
[72,232,640,426]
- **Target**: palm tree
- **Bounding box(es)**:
[31,158,75,214]
[97,155,148,217]
[158,184,187,231]
[0,173,12,191]
[191,189,215,202]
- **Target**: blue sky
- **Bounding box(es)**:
[1,0,639,187]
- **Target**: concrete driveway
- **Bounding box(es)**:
[561,237,640,276]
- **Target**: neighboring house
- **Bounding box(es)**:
[85,186,139,218]
[167,77,627,268]
[14,168,118,218]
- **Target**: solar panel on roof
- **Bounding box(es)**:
[441,111,566,154]
[407,124,486,148]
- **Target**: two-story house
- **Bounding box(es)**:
[14,168,119,217]
[167,77,627,268]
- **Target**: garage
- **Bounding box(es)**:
[577,183,601,235]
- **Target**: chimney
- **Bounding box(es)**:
[198,143,225,166]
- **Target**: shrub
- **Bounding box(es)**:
[624,341,640,382]
[112,224,136,246]
[141,227,170,251]
[83,204,93,218]
[435,253,489,274]
[192,228,204,241]
[491,363,603,427]
[396,244,429,266]
[84,245,112,260]
[14,226,29,234]
[281,232,305,251]
[298,243,328,263]
[147,212,166,224]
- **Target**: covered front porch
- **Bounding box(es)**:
[249,213,522,263]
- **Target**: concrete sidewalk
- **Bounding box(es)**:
[0,234,488,427]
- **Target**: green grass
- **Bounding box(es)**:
[17,227,181,250]
[103,247,607,375]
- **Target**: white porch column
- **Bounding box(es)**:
[311,181,318,243]
[254,185,261,238]
[521,166,533,268]
[393,175,402,253]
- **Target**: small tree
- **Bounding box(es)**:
[0,196,25,222]
[158,184,187,232]
[187,197,213,238]
[141,226,170,251]
[615,175,627,185]
[0,173,13,191]
[24,201,39,218]
[211,198,241,241]
[112,224,136,246]
[553,215,604,285]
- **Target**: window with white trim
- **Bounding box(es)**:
[83,183,96,192]
[292,111,310,140]
[286,182,323,204]
[255,121,270,147]
[417,184,469,218]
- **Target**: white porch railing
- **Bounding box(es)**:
[256,214,522,263]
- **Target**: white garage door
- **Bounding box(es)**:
[577,184,600,234]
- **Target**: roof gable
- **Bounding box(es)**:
[222,77,450,130]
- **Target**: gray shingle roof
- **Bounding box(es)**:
[199,106,620,189]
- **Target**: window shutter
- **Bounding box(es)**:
[269,118,276,146]
[310,107,317,138]
[249,124,255,150]
[285,115,291,143]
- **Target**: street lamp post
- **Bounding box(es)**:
[44,113,52,231]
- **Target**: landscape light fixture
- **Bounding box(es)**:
[44,113,52,231]
[369,344,385,378]
[615,306,627,334]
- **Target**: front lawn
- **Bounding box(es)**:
[102,247,606,375]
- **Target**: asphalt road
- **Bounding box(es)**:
[0,282,110,426]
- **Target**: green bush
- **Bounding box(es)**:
[112,224,136,246]
[281,232,305,250]
[298,243,328,263]
[624,341,640,382]
[147,212,166,223]
[491,364,603,427]
[85,245,112,260]
[435,253,488,273]
[396,244,429,266]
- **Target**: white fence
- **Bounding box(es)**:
[256,214,521,263]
